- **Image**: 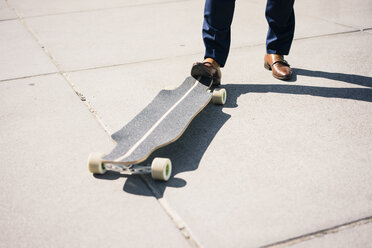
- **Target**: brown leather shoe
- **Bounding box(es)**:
[191,59,221,85]
[264,54,292,80]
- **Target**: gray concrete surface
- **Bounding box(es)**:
[0,0,15,20]
[1,0,371,247]
[0,20,57,81]
[0,75,189,248]
[290,221,372,248]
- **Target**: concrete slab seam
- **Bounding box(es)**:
[6,2,204,245]
[5,0,113,137]
[299,12,362,31]
[228,29,361,55]
[65,51,205,74]
[62,30,361,76]
[0,71,59,83]
[362,28,372,34]
[261,215,372,248]
[15,0,191,20]
[141,175,203,248]
[291,29,361,42]
[0,18,17,22]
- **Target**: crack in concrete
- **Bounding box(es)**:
[261,216,372,248]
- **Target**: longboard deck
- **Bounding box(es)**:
[103,76,212,165]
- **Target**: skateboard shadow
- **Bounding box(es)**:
[104,68,372,198]
[94,99,231,198]
[124,99,231,198]
[95,77,232,197]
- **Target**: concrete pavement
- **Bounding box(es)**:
[1,0,371,247]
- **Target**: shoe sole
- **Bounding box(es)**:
[264,62,292,81]
[191,65,221,86]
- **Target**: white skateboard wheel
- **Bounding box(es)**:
[151,158,172,181]
[212,88,227,105]
[88,153,106,174]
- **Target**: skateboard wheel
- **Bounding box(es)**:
[88,153,106,174]
[212,88,227,105]
[151,158,172,181]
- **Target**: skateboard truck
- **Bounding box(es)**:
[88,153,172,181]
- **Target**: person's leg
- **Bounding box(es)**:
[191,0,235,85]
[264,0,295,80]
[265,0,295,55]
[203,0,236,67]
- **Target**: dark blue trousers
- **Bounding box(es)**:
[203,0,295,67]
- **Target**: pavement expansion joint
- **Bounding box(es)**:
[6,1,204,239]
[261,215,372,248]
[141,175,202,248]
[64,50,203,74]
[6,0,113,137]
[65,29,363,76]
[5,0,371,246]
[0,18,17,22]
[0,71,59,83]
[291,29,361,42]
[363,28,372,33]
[300,12,360,31]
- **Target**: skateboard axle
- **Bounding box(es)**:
[103,163,151,175]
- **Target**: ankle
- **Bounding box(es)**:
[203,58,220,68]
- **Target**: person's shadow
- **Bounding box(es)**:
[292,68,372,88]
[95,68,372,198]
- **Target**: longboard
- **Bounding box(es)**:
[88,76,226,181]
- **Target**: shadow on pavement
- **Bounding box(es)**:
[98,68,372,198]
[293,68,372,88]
[124,100,231,198]
[241,68,372,103]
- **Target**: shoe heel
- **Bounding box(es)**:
[264,63,271,71]
[212,77,221,86]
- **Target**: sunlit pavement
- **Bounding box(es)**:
[1,0,371,247]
